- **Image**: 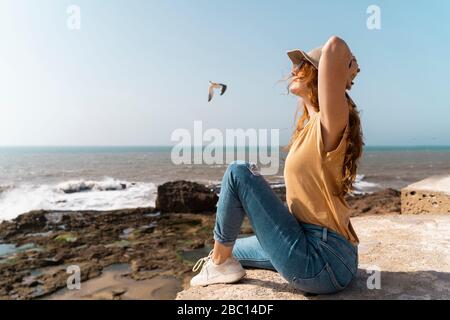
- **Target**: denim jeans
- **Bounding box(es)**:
[213,161,358,294]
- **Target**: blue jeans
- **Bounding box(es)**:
[213,161,358,294]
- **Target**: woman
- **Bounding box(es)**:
[190,36,364,294]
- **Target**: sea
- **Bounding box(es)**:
[1,146,449,221]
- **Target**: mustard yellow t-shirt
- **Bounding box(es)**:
[284,112,359,245]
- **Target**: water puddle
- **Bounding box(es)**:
[144,212,161,218]
[0,244,17,257]
[44,263,181,300]
[0,242,36,257]
[179,245,213,263]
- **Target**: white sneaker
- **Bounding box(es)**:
[190,250,246,287]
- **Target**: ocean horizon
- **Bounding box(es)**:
[2,145,450,151]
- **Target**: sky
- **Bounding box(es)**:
[0,0,449,146]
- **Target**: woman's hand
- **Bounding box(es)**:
[346,55,360,90]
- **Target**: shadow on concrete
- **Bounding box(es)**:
[242,268,450,299]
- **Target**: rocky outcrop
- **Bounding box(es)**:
[272,186,401,216]
[177,214,450,300]
[155,181,401,217]
[0,207,217,299]
[401,175,450,214]
[0,210,49,238]
[347,188,401,216]
[156,180,219,213]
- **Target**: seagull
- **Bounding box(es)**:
[208,81,227,102]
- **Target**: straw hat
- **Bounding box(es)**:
[287,46,323,69]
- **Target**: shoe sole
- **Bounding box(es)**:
[191,270,246,287]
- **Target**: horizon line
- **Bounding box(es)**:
[1,144,450,148]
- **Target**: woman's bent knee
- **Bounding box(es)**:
[227,161,260,179]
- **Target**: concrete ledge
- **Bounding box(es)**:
[176,214,450,300]
[401,175,450,214]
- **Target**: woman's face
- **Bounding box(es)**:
[288,63,308,97]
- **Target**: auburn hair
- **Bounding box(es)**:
[284,62,364,196]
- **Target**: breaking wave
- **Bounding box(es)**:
[0,178,157,221]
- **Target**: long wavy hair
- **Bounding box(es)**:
[284,62,364,196]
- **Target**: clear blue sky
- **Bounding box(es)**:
[0,0,449,146]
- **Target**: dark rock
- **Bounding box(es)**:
[138,223,156,234]
[112,288,127,297]
[189,241,205,250]
[248,185,401,217]
[346,188,401,216]
[156,180,218,213]
[0,211,48,239]
[21,276,43,287]
[42,257,62,266]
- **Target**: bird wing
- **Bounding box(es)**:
[219,84,227,96]
[208,85,215,102]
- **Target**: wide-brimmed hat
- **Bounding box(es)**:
[287,46,323,69]
[287,45,357,105]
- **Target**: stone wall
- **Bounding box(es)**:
[401,175,450,214]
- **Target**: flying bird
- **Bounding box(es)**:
[208,81,227,102]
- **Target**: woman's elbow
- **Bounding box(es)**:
[322,36,349,56]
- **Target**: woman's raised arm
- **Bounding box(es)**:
[318,36,354,153]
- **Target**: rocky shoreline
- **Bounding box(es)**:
[0,181,401,300]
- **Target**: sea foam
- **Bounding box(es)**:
[352,174,381,194]
[0,178,156,221]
